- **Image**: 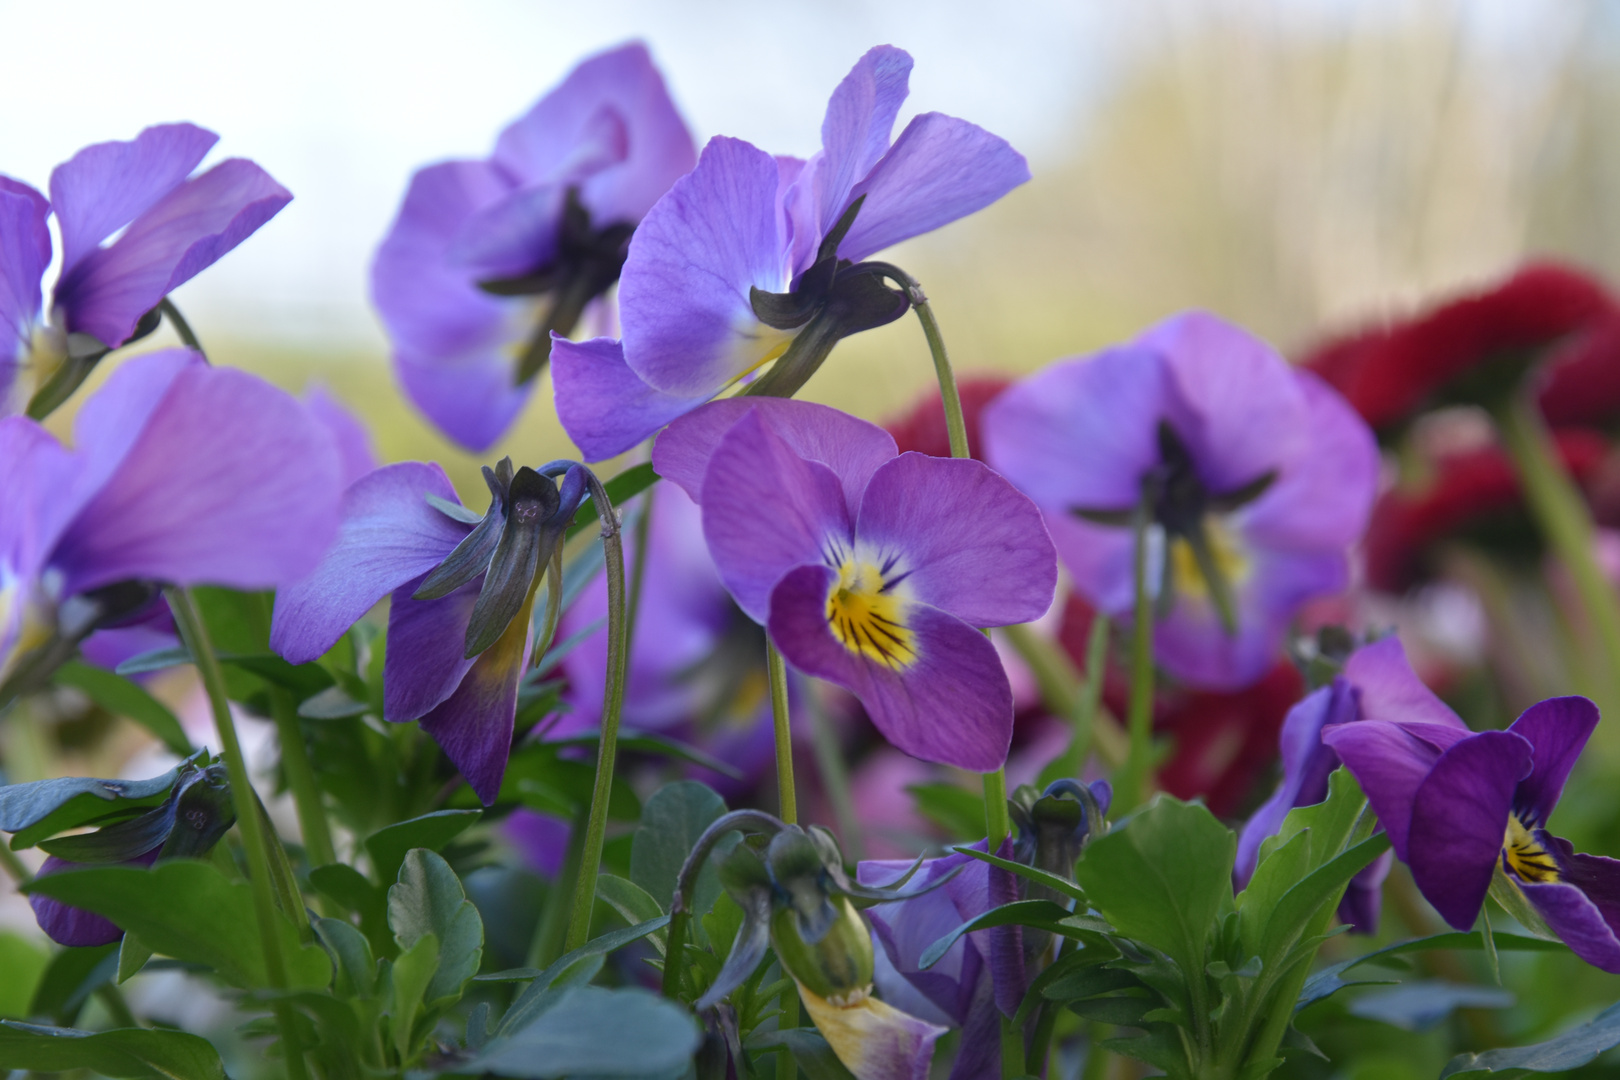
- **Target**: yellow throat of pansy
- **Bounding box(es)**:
[1504,814,1560,884]
[1168,515,1252,604]
[825,557,917,669]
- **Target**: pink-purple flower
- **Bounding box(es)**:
[371,42,696,452]
[553,45,1031,462]
[652,397,1056,772]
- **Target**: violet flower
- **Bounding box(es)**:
[1324,684,1620,971]
[652,398,1056,771]
[553,45,1031,462]
[982,312,1379,690]
[0,349,343,700]
[270,457,589,803]
[0,123,290,414]
[372,42,695,451]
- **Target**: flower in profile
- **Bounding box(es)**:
[982,312,1379,690]
[0,123,291,414]
[652,397,1056,771]
[270,457,589,803]
[372,42,695,451]
[553,45,1031,462]
[0,349,343,701]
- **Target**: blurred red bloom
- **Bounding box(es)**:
[883,375,1012,459]
[1538,314,1620,430]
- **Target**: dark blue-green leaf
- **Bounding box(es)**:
[1441,1000,1620,1077]
[1,762,191,850]
[471,985,698,1077]
[630,781,727,914]
[0,1021,224,1079]
[365,809,481,885]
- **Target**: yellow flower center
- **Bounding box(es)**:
[1167,516,1252,603]
[825,559,916,669]
[1503,814,1560,884]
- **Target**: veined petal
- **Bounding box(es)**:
[619,136,793,398]
[1507,696,1600,826]
[56,159,291,349]
[1518,877,1620,974]
[813,45,913,242]
[855,453,1055,627]
[552,335,707,462]
[797,981,944,1080]
[270,462,470,664]
[1407,730,1532,930]
[699,410,854,622]
[1323,720,1450,861]
[383,576,480,724]
[1344,636,1469,731]
[303,382,380,489]
[653,397,898,509]
[768,564,1012,771]
[839,112,1030,264]
[0,417,81,583]
[0,178,50,383]
[50,123,217,271]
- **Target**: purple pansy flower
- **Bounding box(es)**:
[1325,688,1620,971]
[0,349,342,699]
[0,123,290,413]
[652,397,1056,772]
[371,42,696,452]
[553,45,1031,462]
[982,312,1379,690]
[270,458,588,803]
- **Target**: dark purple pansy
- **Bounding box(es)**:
[553,45,1031,462]
[0,124,290,412]
[982,312,1379,691]
[371,42,695,452]
[652,397,1056,772]
[0,349,342,696]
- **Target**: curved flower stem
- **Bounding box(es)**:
[269,689,336,871]
[166,586,309,1080]
[564,473,628,953]
[159,298,203,353]
[766,641,798,825]
[1117,496,1156,812]
[662,810,784,999]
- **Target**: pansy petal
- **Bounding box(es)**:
[1343,636,1468,731]
[29,854,159,947]
[859,848,988,1023]
[1518,878,1620,974]
[856,453,1056,626]
[553,335,707,462]
[797,982,944,1080]
[51,363,343,597]
[417,603,531,805]
[653,397,898,509]
[1339,850,1393,934]
[271,462,469,664]
[1507,696,1600,826]
[813,45,913,239]
[303,383,379,488]
[700,411,853,622]
[1548,834,1620,934]
[50,123,218,271]
[1407,730,1533,929]
[769,565,1012,770]
[56,159,291,349]
[0,179,50,379]
[619,136,793,397]
[0,417,80,581]
[1045,513,1137,615]
[383,578,480,724]
[839,112,1030,264]
[1323,720,1449,861]
[71,348,199,497]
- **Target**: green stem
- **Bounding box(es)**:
[1000,1014,1026,1078]
[1071,614,1111,778]
[0,841,31,884]
[269,690,336,870]
[1000,623,1127,768]
[159,298,203,353]
[627,488,654,648]
[166,587,309,1080]
[806,690,861,861]
[780,987,800,1080]
[528,810,585,969]
[766,642,797,825]
[1118,496,1156,812]
[1081,1024,1114,1080]
[564,476,629,953]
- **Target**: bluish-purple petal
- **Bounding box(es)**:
[417,605,531,805]
[859,847,989,1024]
[1339,849,1393,934]
[1518,875,1620,974]
[383,577,480,723]
[1507,696,1600,827]
[0,178,51,389]
[811,45,913,247]
[552,335,707,462]
[303,383,380,488]
[987,836,1026,1018]
[1323,720,1451,862]
[1343,635,1469,732]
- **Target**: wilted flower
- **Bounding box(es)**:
[553,45,1030,461]
[372,42,695,451]
[983,312,1379,690]
[652,397,1057,771]
[1,123,290,414]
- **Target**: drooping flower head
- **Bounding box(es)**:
[0,124,291,415]
[652,398,1057,771]
[983,312,1380,690]
[553,45,1031,462]
[271,457,591,803]
[372,42,696,451]
[0,349,343,701]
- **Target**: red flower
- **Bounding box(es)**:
[1537,314,1620,429]
[883,376,1013,459]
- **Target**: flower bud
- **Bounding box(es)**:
[770,895,873,1001]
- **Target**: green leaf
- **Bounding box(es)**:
[1074,795,1235,979]
[554,730,746,781]
[387,849,484,1009]
[1441,1000,1620,1077]
[1043,965,1143,1004]
[365,809,481,885]
[29,943,117,1023]
[1,762,190,850]
[0,1021,226,1079]
[495,917,670,1035]
[315,915,377,998]
[747,1028,858,1079]
[1348,980,1513,1032]
[1296,931,1566,1013]
[907,782,988,840]
[52,661,192,755]
[1488,863,1555,939]
[116,934,153,985]
[390,932,439,1061]
[919,900,1112,969]
[952,843,1088,905]
[297,685,370,720]
[24,859,331,990]
[0,932,48,1018]
[596,873,667,954]
[470,985,699,1078]
[630,781,727,914]
[309,862,390,955]
[565,463,660,541]
[1261,832,1391,968]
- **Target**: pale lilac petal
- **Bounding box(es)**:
[0,178,50,378]
[839,112,1030,264]
[445,182,572,280]
[56,159,291,348]
[270,462,469,664]
[619,136,793,397]
[1344,636,1469,731]
[1407,730,1532,929]
[652,397,898,509]
[1507,696,1600,826]
[1045,513,1136,615]
[51,362,343,597]
[394,350,533,454]
[856,453,1055,626]
[699,410,853,622]
[859,847,989,1023]
[303,383,379,488]
[1520,877,1620,974]
[418,605,531,805]
[0,417,80,581]
[768,564,1012,770]
[812,45,913,241]
[384,577,479,723]
[552,335,707,462]
[50,123,217,270]
[1323,720,1450,861]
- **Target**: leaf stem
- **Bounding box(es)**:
[766,641,797,825]
[269,689,336,871]
[158,298,203,353]
[1118,494,1156,811]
